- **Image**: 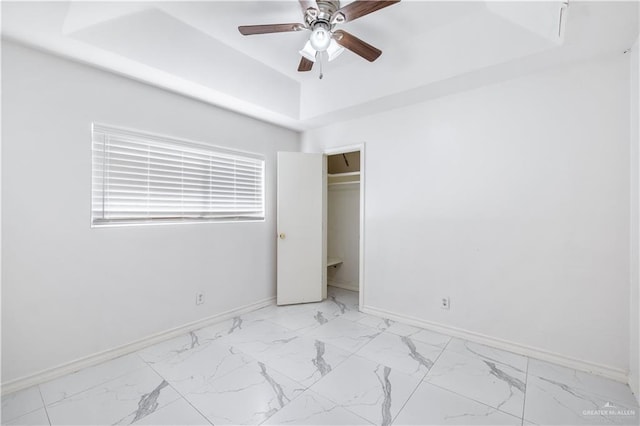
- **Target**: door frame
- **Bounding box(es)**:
[324,143,366,309]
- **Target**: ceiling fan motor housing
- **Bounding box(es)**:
[306,0,341,28]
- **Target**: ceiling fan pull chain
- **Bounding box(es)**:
[319,51,324,79]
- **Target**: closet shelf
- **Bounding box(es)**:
[327,257,343,267]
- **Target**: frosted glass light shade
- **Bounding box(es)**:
[327,39,345,62]
[299,41,317,62]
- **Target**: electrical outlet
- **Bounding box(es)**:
[196,292,205,305]
[441,297,450,310]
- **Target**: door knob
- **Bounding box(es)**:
[279,233,286,239]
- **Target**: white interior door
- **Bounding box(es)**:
[277,152,327,305]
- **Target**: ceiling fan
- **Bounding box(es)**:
[238,1,400,76]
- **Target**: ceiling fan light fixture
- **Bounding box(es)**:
[299,40,317,62]
[309,23,331,51]
[238,0,401,73]
[326,38,345,61]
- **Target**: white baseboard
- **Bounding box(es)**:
[328,281,358,292]
[1,297,275,396]
[361,304,628,384]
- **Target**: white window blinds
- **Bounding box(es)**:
[92,124,265,226]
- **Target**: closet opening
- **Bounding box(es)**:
[326,147,363,308]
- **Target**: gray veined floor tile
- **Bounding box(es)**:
[4,408,50,426]
[137,330,212,364]
[356,331,444,378]
[310,355,422,426]
[231,305,280,323]
[133,398,210,425]
[334,308,370,322]
[445,338,528,372]
[424,346,526,418]
[327,286,359,304]
[266,304,339,333]
[138,333,255,395]
[524,375,638,425]
[263,390,372,425]
[241,303,315,324]
[385,323,452,349]
[356,315,395,331]
[524,361,639,425]
[393,382,522,425]
[527,359,640,409]
[39,353,148,405]
[214,318,300,359]
[309,294,359,320]
[253,335,352,387]
[183,360,305,425]
[1,386,45,423]
[303,318,380,353]
[196,315,258,340]
[382,322,420,337]
[306,298,350,320]
[45,365,180,425]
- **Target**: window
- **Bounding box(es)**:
[92,124,265,226]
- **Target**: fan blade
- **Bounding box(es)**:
[298,56,314,72]
[299,0,317,13]
[238,23,304,35]
[333,30,382,62]
[334,0,400,23]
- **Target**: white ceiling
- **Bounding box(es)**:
[2,1,638,130]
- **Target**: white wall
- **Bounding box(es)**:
[327,183,360,291]
[1,41,299,383]
[303,55,631,374]
[630,37,640,402]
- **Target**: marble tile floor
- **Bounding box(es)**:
[2,286,639,425]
